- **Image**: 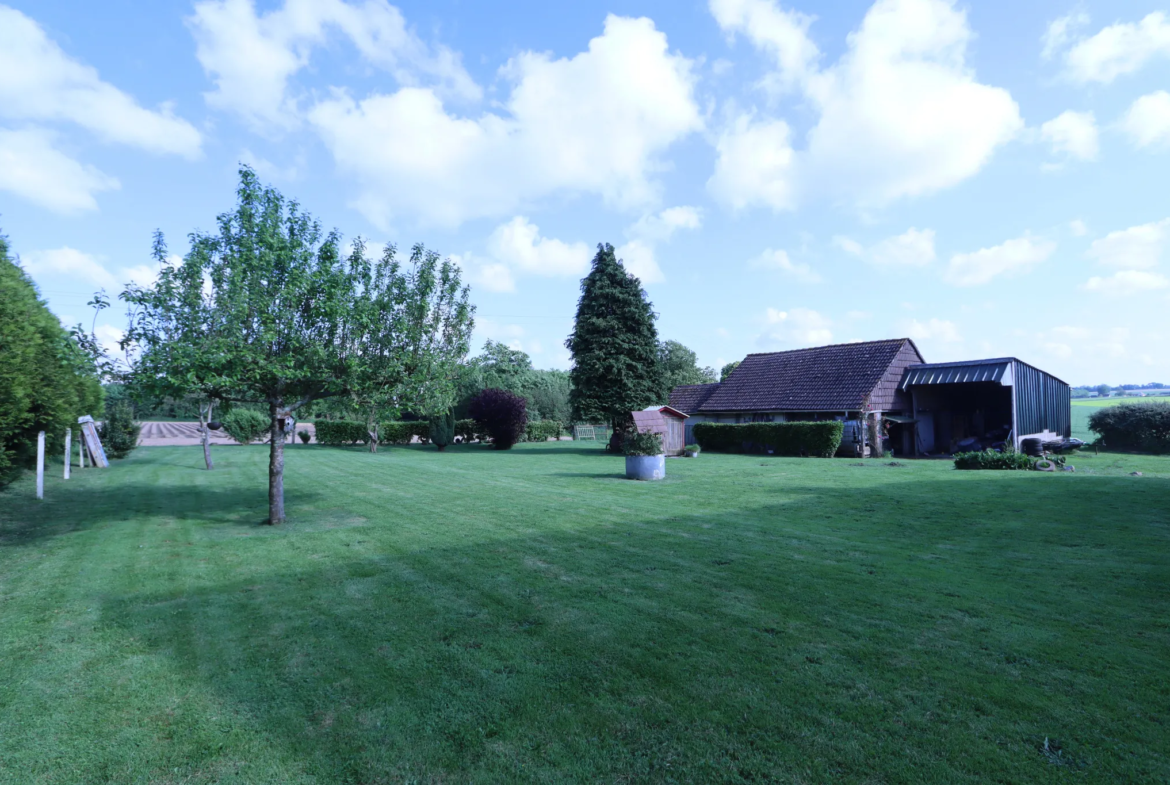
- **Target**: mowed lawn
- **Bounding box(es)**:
[2,444,1168,784]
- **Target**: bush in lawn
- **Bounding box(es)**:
[314,419,368,445]
[1088,402,1170,453]
[692,421,844,458]
[98,400,140,459]
[469,388,528,450]
[221,409,271,444]
[429,412,455,451]
[953,450,1036,470]
[523,420,564,442]
[379,421,430,445]
[297,429,311,444]
[623,430,663,456]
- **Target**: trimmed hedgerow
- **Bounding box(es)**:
[523,420,565,442]
[692,421,844,458]
[953,450,1036,470]
[379,421,430,445]
[314,419,368,445]
[1088,402,1170,454]
[455,419,479,442]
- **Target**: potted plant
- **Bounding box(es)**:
[624,431,666,480]
[684,443,700,458]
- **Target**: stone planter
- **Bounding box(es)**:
[684,449,699,458]
[625,454,666,481]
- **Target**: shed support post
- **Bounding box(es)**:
[64,429,71,480]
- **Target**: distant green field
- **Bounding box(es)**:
[1070,395,1170,441]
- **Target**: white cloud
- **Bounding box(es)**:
[94,324,126,360]
[627,206,703,243]
[708,0,819,90]
[945,235,1056,286]
[759,306,833,347]
[487,217,591,277]
[1040,110,1099,161]
[615,239,664,284]
[708,0,1022,211]
[1083,270,1170,296]
[836,227,936,268]
[1041,10,1090,59]
[1119,91,1170,150]
[308,15,702,227]
[21,247,163,292]
[1069,219,1088,237]
[1062,11,1170,84]
[747,248,821,282]
[188,0,480,132]
[1086,219,1169,269]
[904,317,961,343]
[0,6,201,158]
[707,113,796,210]
[0,129,119,213]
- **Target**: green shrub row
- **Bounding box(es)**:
[522,420,565,442]
[455,419,478,441]
[313,419,369,445]
[379,421,430,445]
[1088,402,1170,454]
[953,450,1036,470]
[692,421,844,458]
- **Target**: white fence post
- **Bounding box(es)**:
[64,428,71,480]
[36,431,45,499]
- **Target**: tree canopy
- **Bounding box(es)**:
[122,168,474,523]
[658,340,716,395]
[720,360,741,382]
[565,243,661,440]
[0,230,103,485]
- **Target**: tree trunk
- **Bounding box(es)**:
[367,411,378,453]
[199,401,214,470]
[268,402,285,524]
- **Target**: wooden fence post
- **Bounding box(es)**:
[36,431,45,499]
[80,437,86,468]
[64,428,71,480]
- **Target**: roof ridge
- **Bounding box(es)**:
[745,337,907,358]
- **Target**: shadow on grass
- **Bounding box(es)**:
[92,472,1170,783]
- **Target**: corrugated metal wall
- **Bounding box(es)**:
[1012,361,1071,438]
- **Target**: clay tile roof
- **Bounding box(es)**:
[698,339,916,412]
[668,383,721,414]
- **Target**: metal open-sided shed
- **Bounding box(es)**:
[900,358,1071,455]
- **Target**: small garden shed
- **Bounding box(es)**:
[631,406,689,456]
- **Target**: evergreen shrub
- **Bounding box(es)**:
[429,412,455,451]
[222,409,271,444]
[98,401,140,459]
[469,388,528,450]
[953,450,1036,470]
[692,421,844,458]
[1088,402,1170,453]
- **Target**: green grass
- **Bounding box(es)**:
[1071,395,1170,440]
[2,444,1169,784]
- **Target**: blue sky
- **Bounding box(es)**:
[3,0,1169,386]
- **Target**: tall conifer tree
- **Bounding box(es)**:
[565,243,662,448]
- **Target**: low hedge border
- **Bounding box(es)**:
[953,450,1036,470]
[522,420,565,442]
[692,421,844,458]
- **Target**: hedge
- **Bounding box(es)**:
[1088,402,1170,454]
[455,419,479,442]
[314,419,369,445]
[379,421,430,445]
[221,409,271,444]
[522,420,565,442]
[692,421,844,458]
[953,450,1035,470]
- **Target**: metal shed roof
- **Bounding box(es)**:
[901,359,1013,389]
